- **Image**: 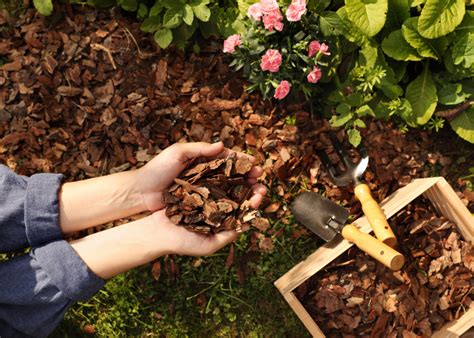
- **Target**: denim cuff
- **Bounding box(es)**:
[33,240,105,301]
[24,173,65,247]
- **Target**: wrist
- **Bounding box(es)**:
[59,170,148,233]
[70,215,172,279]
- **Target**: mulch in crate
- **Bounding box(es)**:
[296,197,474,338]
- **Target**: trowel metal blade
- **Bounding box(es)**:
[291,192,350,242]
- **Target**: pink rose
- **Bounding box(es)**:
[293,0,306,6]
[308,40,330,57]
[248,3,263,21]
[307,66,322,83]
[223,34,241,53]
[274,80,291,100]
[319,43,330,55]
[286,0,306,22]
[263,8,284,32]
[260,0,279,14]
[260,49,282,73]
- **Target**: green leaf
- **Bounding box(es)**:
[405,66,438,125]
[310,0,332,12]
[33,0,53,16]
[381,30,423,61]
[137,4,148,19]
[380,83,404,98]
[149,2,163,16]
[337,7,369,46]
[402,17,442,59]
[161,0,184,9]
[360,43,378,68]
[346,92,363,107]
[154,28,173,48]
[173,21,198,46]
[356,104,374,116]
[163,8,183,29]
[330,104,352,127]
[354,119,366,128]
[449,106,474,143]
[336,103,351,115]
[409,0,425,6]
[347,128,362,147]
[140,16,162,33]
[345,0,388,37]
[183,5,194,25]
[319,11,344,36]
[397,98,413,121]
[117,0,137,11]
[452,33,474,68]
[454,10,474,38]
[236,0,259,19]
[193,4,211,22]
[418,0,465,39]
[385,0,410,30]
[438,83,466,105]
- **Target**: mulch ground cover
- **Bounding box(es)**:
[1,5,473,335]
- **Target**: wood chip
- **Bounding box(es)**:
[165,154,254,234]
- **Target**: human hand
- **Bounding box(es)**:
[136,142,266,212]
[152,209,239,256]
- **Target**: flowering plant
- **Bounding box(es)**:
[223,0,333,101]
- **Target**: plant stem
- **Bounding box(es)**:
[436,100,474,121]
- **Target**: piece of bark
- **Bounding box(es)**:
[165,154,255,234]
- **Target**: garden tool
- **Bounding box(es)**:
[291,192,404,271]
[317,132,398,247]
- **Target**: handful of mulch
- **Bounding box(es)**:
[164,153,256,234]
[298,199,474,337]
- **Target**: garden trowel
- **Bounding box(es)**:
[318,132,398,248]
[291,192,404,271]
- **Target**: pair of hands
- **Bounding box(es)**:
[136,142,267,257]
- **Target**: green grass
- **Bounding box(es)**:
[52,217,321,337]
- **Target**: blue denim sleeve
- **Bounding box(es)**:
[0,165,105,337]
[0,165,64,251]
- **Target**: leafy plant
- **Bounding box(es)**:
[328,0,473,145]
[139,0,215,48]
[224,0,333,103]
[32,0,240,49]
[227,0,473,146]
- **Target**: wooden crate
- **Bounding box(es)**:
[274,177,474,337]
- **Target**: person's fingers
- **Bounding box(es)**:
[248,178,257,185]
[206,230,238,254]
[248,184,267,209]
[247,166,263,179]
[176,142,225,162]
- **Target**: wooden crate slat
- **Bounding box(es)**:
[423,178,474,241]
[275,177,442,294]
[432,305,474,338]
[283,291,325,337]
[274,177,474,337]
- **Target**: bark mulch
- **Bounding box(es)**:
[0,6,473,336]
